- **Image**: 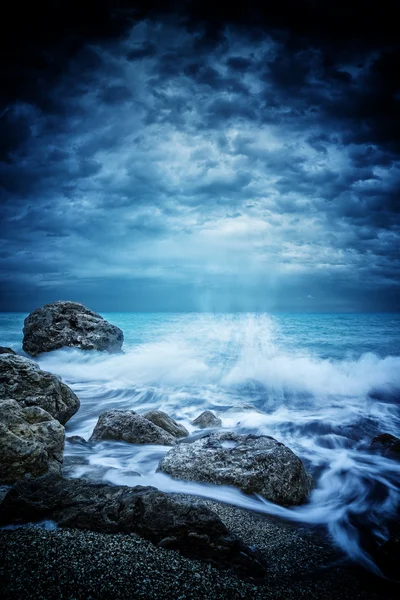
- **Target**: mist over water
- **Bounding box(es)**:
[2,312,400,573]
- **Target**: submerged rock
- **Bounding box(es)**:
[66,435,88,445]
[192,410,222,428]
[0,400,64,484]
[0,347,16,355]
[0,354,79,425]
[0,474,266,577]
[90,410,177,445]
[370,433,400,458]
[22,301,124,356]
[158,432,313,506]
[144,410,189,438]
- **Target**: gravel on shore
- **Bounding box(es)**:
[0,500,398,600]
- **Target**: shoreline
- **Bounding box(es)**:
[1,500,398,600]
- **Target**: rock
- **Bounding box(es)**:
[66,435,88,445]
[373,522,400,580]
[0,486,9,503]
[0,347,16,355]
[22,301,124,356]
[192,410,222,428]
[0,400,64,484]
[158,432,313,506]
[0,354,79,425]
[90,410,177,445]
[370,433,400,458]
[0,474,266,577]
[143,410,189,438]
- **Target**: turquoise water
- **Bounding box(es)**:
[1,312,400,572]
[3,312,400,358]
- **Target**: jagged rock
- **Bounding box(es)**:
[22,301,124,356]
[158,432,313,506]
[0,354,79,425]
[0,400,64,484]
[90,410,176,445]
[0,475,266,577]
[143,410,189,438]
[0,347,16,355]
[370,433,400,458]
[192,410,222,428]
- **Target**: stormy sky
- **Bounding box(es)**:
[1,1,399,312]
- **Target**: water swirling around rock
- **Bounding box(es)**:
[1,312,400,574]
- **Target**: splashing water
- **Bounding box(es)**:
[2,312,400,573]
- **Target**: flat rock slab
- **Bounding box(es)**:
[158,432,313,506]
[0,400,64,484]
[0,354,79,425]
[22,301,124,356]
[90,410,177,445]
[0,475,266,577]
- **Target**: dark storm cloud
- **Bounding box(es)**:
[0,1,399,310]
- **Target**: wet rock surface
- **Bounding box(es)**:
[0,400,64,484]
[90,410,177,445]
[373,522,400,580]
[0,475,266,577]
[66,435,88,445]
[158,432,313,506]
[0,347,16,355]
[0,354,79,425]
[22,301,123,356]
[370,433,400,458]
[143,410,189,438]
[192,410,222,428]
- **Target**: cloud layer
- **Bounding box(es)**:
[1,3,399,311]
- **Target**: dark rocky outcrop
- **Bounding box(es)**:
[158,432,313,506]
[0,354,79,425]
[0,475,266,577]
[370,433,400,458]
[0,347,16,355]
[0,400,64,484]
[22,301,124,356]
[192,410,222,428]
[143,410,189,438]
[90,410,177,445]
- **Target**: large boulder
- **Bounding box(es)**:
[143,410,189,438]
[0,347,16,355]
[90,410,177,445]
[0,354,79,425]
[0,474,266,577]
[192,410,222,428]
[158,432,313,506]
[0,400,64,484]
[22,301,124,356]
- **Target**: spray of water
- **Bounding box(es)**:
[36,313,400,573]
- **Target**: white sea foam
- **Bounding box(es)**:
[35,313,400,573]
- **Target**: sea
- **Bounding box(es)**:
[1,312,400,572]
